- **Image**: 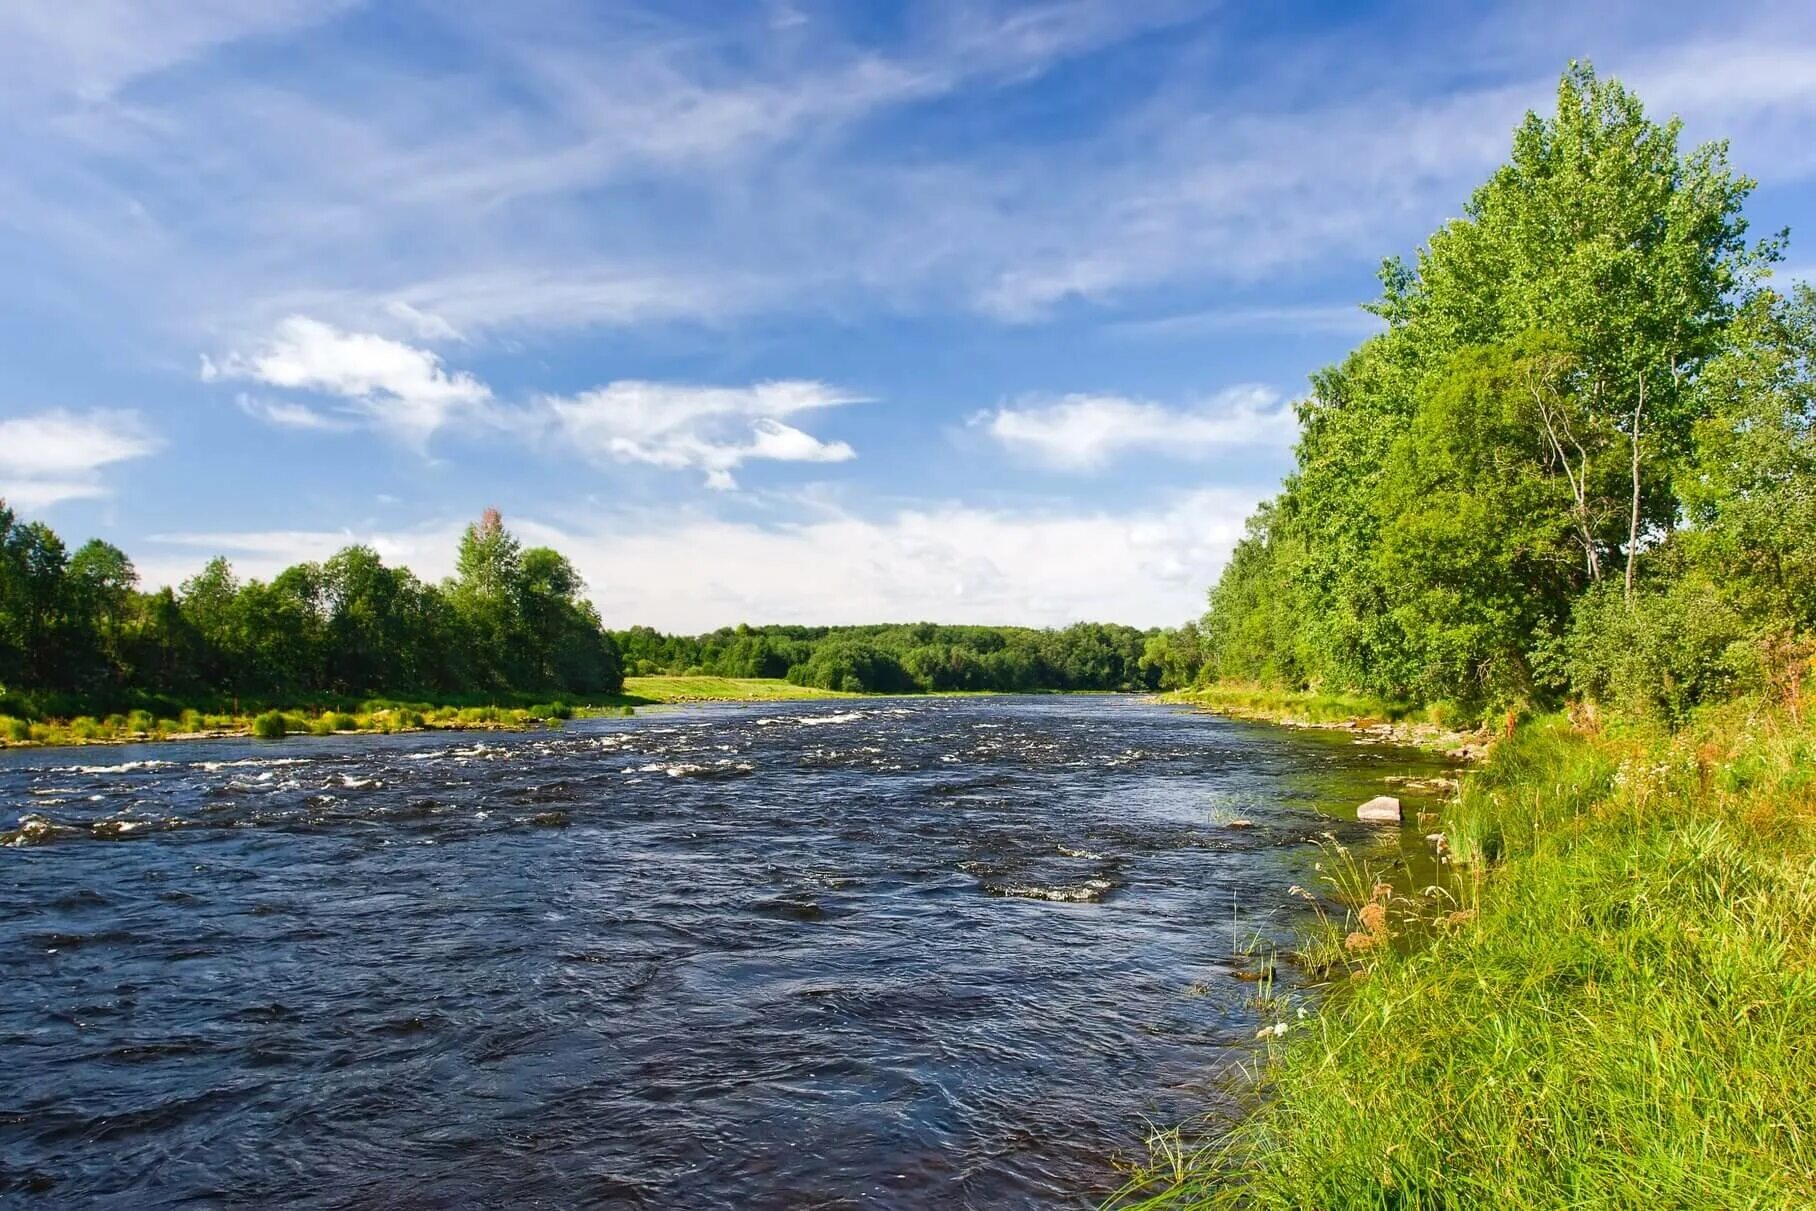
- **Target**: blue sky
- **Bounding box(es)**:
[3,0,1814,631]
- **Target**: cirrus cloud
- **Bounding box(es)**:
[975,385,1292,471]
[0,409,160,509]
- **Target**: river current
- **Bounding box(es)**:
[1,696,1448,1208]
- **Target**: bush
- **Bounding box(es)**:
[1566,578,1750,723]
[326,712,359,731]
[126,709,156,733]
[1,717,30,742]
[251,711,288,739]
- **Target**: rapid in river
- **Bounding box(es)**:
[1,695,1450,1208]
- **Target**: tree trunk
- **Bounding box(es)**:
[1625,377,1644,603]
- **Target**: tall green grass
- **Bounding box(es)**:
[1118,706,1816,1208]
[1165,682,1434,726]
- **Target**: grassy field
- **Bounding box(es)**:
[619,675,856,703]
[1117,701,1816,1208]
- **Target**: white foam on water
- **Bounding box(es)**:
[798,711,867,727]
[71,759,176,775]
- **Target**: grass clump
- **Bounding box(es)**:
[250,711,288,739]
[1118,703,1816,1209]
[1166,681,1426,726]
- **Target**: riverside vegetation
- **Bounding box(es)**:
[1119,64,1816,1207]
[0,505,1171,745]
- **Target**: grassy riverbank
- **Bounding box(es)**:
[0,677,866,748]
[1164,682,1491,758]
[1119,701,1816,1207]
[619,675,855,703]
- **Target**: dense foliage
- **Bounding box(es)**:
[1200,64,1813,721]
[0,502,1184,716]
[0,508,623,713]
[611,620,1166,693]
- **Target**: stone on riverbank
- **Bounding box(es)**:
[1357,795,1402,823]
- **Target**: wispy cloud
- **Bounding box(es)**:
[0,409,159,509]
[976,386,1291,471]
[547,380,861,490]
[1108,303,1386,340]
[4,4,1816,342]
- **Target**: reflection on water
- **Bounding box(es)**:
[0,696,1450,1208]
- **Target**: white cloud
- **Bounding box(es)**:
[977,385,1291,471]
[384,300,464,343]
[144,525,457,582]
[7,6,1816,340]
[0,409,159,509]
[203,316,495,446]
[136,489,1258,630]
[546,380,860,489]
[1109,303,1387,339]
[233,392,354,432]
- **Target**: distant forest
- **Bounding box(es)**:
[0,504,1194,717]
[609,620,1186,694]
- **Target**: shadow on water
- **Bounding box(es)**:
[0,696,1454,1208]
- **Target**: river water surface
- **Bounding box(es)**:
[1,696,1449,1208]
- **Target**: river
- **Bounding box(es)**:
[1,695,1451,1208]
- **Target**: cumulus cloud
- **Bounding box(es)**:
[546,380,861,490]
[976,385,1292,471]
[202,315,494,446]
[136,489,1255,630]
[0,409,160,509]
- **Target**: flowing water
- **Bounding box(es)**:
[1,696,1452,1208]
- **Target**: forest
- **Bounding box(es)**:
[611,621,1163,693]
[1191,63,1813,725]
[0,507,624,716]
[0,505,1171,720]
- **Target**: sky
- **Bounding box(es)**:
[3,0,1816,632]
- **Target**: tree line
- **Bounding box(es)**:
[0,504,1195,716]
[612,621,1172,693]
[0,508,622,715]
[1193,63,1816,722]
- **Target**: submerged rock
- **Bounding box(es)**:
[1357,795,1402,823]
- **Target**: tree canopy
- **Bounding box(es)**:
[1198,63,1811,721]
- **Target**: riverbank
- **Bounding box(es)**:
[620,675,856,703]
[0,677,873,748]
[1163,682,1493,760]
[1118,699,1816,1207]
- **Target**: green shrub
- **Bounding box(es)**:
[251,711,288,739]
[126,709,156,733]
[1566,578,1750,722]
[326,712,359,731]
[1,716,30,741]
